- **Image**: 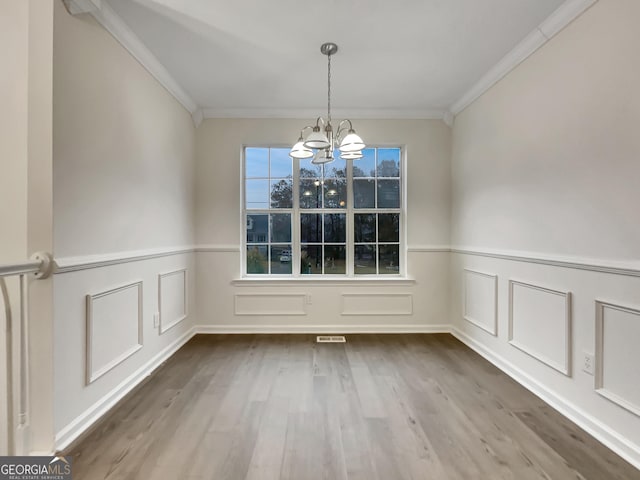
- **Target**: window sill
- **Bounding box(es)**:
[231,277,416,287]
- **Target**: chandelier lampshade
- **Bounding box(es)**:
[290,136,314,159]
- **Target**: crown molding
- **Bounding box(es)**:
[191,108,204,128]
[65,0,599,126]
[442,111,454,128]
[65,0,198,116]
[201,107,447,121]
[62,0,100,15]
[450,0,599,116]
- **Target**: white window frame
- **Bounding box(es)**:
[242,145,406,278]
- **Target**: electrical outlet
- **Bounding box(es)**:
[153,312,160,328]
[582,352,595,375]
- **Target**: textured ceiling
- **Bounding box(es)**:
[106,0,566,115]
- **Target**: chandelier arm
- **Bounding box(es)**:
[300,125,315,137]
[335,119,353,141]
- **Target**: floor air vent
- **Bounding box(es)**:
[316,335,346,343]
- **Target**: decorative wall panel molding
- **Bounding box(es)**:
[86,281,143,384]
[596,300,640,417]
[158,269,188,334]
[341,293,413,316]
[463,269,498,335]
[508,280,572,376]
[234,293,307,316]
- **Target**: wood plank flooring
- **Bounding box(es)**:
[65,334,640,480]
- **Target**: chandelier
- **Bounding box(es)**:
[289,43,365,164]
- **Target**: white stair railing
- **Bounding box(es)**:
[0,252,53,456]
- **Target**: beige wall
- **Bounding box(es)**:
[196,118,451,247]
[450,0,640,466]
[52,1,197,450]
[195,118,452,329]
[0,0,56,455]
[53,1,196,258]
[451,0,640,261]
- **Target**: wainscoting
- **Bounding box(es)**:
[53,251,196,451]
[451,250,640,469]
[49,245,640,470]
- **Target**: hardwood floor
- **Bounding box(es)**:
[65,334,640,479]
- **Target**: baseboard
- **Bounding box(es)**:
[194,324,451,334]
[54,326,197,452]
[450,327,640,470]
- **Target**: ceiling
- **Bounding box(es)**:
[102,0,569,118]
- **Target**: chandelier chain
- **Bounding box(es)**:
[327,51,332,125]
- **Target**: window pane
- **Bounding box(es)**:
[300,158,322,178]
[324,214,346,243]
[246,214,268,243]
[354,179,375,209]
[246,245,268,274]
[301,246,322,275]
[377,148,400,177]
[324,246,346,274]
[354,245,377,275]
[245,148,268,178]
[378,213,399,242]
[270,148,292,177]
[324,158,346,178]
[354,214,376,243]
[270,178,293,208]
[245,179,269,209]
[300,179,322,209]
[323,178,347,209]
[353,148,375,177]
[270,214,291,243]
[300,214,321,243]
[270,245,292,274]
[379,245,400,273]
[377,179,400,208]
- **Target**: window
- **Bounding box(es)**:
[243,146,403,277]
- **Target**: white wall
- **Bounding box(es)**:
[0,0,30,456]
[0,0,56,455]
[195,118,452,331]
[51,0,197,450]
[451,0,640,467]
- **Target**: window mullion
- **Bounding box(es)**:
[346,158,354,276]
[292,158,300,278]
